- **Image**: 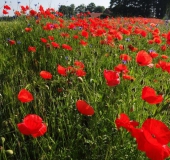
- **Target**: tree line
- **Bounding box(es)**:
[58,1,170,19]
[109,0,170,18]
[58,3,105,18]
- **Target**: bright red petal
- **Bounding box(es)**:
[23,114,42,133]
[31,123,47,138]
[76,100,94,116]
[40,71,52,79]
[18,89,33,103]
[142,86,163,104]
[17,123,31,135]
[142,119,170,145]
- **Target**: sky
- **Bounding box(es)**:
[0,0,110,16]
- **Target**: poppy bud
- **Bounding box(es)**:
[5,150,14,155]
[1,137,5,144]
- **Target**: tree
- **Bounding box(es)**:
[166,1,170,18]
[67,4,75,17]
[75,4,86,14]
[94,6,105,13]
[86,3,96,12]
[58,5,69,16]
[109,0,169,18]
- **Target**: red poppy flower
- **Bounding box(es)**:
[17,114,47,138]
[80,40,88,46]
[57,65,67,76]
[28,46,36,52]
[60,32,70,38]
[51,42,60,48]
[119,44,124,50]
[29,9,37,16]
[62,44,72,50]
[9,40,16,45]
[161,45,167,51]
[120,54,132,61]
[114,64,128,73]
[103,70,120,87]
[40,38,47,43]
[18,89,34,103]
[75,69,86,77]
[76,100,94,116]
[131,118,170,160]
[167,31,170,45]
[40,71,52,80]
[141,86,163,104]
[153,37,162,44]
[81,30,89,39]
[73,35,79,39]
[148,39,154,44]
[136,50,152,66]
[67,66,76,74]
[140,30,147,37]
[149,51,159,58]
[161,55,168,59]
[122,74,135,81]
[14,11,21,16]
[156,60,169,72]
[48,36,54,41]
[74,60,85,69]
[115,113,139,132]
[4,5,11,10]
[25,28,32,32]
[115,32,123,40]
[3,9,8,14]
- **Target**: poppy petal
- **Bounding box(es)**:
[18,89,33,103]
[76,100,94,116]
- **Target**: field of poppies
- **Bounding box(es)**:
[1,4,170,160]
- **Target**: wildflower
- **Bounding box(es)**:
[76,100,94,116]
[136,50,152,66]
[28,46,36,52]
[81,30,89,39]
[57,65,67,76]
[161,55,168,59]
[3,9,8,14]
[4,5,11,10]
[131,118,170,160]
[80,40,88,46]
[40,71,52,80]
[48,36,54,41]
[40,38,47,43]
[25,27,32,32]
[115,113,139,132]
[17,114,47,138]
[74,60,85,69]
[9,40,16,45]
[18,89,33,103]
[141,86,163,104]
[75,69,86,77]
[114,64,128,73]
[103,70,120,87]
[62,44,72,50]
[51,42,60,48]
[122,74,135,81]
[120,54,132,61]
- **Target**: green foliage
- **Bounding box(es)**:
[109,0,169,18]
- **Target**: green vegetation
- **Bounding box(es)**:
[0,15,170,160]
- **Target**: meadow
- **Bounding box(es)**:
[0,6,170,160]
